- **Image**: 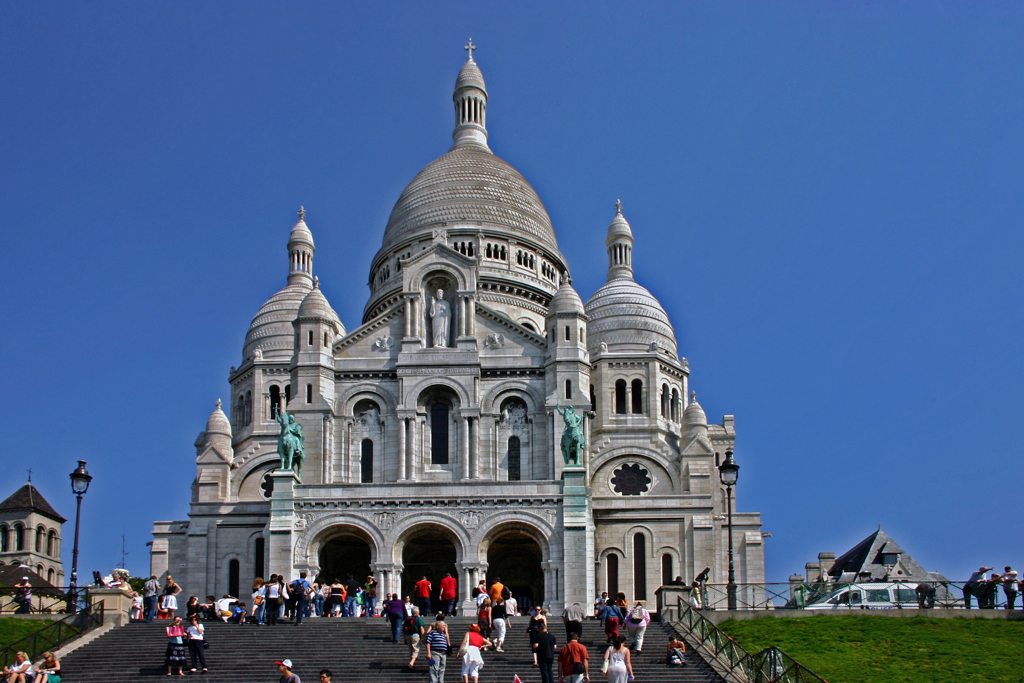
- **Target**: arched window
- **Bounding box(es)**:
[671,389,680,422]
[47,568,55,584]
[361,439,374,483]
[662,554,673,586]
[254,537,265,580]
[284,384,291,404]
[631,379,644,414]
[306,383,313,404]
[269,385,281,418]
[308,330,314,346]
[36,527,45,553]
[564,325,571,341]
[615,380,627,415]
[0,526,8,553]
[245,391,252,426]
[565,380,572,400]
[324,332,329,347]
[37,564,43,576]
[228,559,240,599]
[607,554,619,597]
[430,402,449,465]
[634,534,647,600]
[14,524,24,551]
[661,384,669,418]
[507,436,521,481]
[590,385,597,413]
[47,530,56,557]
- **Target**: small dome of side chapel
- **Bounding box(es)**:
[205,399,232,438]
[585,202,679,357]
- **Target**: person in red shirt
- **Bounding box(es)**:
[439,572,458,616]
[558,631,590,683]
[415,576,432,617]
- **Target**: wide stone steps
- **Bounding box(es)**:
[60,616,722,682]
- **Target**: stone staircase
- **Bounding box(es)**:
[59,615,723,682]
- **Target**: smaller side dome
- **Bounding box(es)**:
[297,277,334,319]
[206,399,232,438]
[684,392,707,428]
[548,279,585,316]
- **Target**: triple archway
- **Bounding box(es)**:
[311,520,547,613]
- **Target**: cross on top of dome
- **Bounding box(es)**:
[298,206,305,220]
[465,38,477,61]
[615,198,623,214]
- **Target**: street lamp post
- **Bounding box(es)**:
[67,460,92,614]
[718,449,740,611]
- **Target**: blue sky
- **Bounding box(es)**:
[1,1,1021,584]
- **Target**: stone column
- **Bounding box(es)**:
[407,419,417,481]
[461,416,471,480]
[468,296,476,338]
[404,298,412,338]
[460,296,467,337]
[562,464,593,615]
[470,417,480,479]
[551,411,559,480]
[398,418,407,481]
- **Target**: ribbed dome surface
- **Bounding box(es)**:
[243,283,311,360]
[684,398,707,428]
[456,60,486,91]
[206,400,231,438]
[549,281,585,316]
[585,278,678,357]
[379,146,559,253]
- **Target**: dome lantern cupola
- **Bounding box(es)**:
[452,39,489,150]
[288,206,315,286]
[606,199,634,280]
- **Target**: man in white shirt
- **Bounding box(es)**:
[217,595,239,621]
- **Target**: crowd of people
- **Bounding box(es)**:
[144,574,692,682]
[963,566,1020,609]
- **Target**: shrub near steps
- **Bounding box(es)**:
[59,616,723,682]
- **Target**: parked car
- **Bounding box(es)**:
[804,582,945,610]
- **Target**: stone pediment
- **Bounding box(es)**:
[196,442,233,465]
[475,302,548,351]
[680,431,714,455]
[335,305,404,356]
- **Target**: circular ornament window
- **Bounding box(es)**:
[610,463,651,496]
[260,472,275,500]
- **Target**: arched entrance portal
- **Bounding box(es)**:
[487,530,544,612]
[401,529,458,611]
[318,532,372,585]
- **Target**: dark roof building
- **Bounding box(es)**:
[0,482,66,586]
[801,525,947,584]
[0,483,67,524]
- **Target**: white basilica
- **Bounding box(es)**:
[151,47,765,613]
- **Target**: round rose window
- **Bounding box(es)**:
[611,463,651,496]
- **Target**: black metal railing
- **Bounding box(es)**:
[674,597,828,683]
[696,580,1013,611]
[0,586,76,615]
[0,602,104,668]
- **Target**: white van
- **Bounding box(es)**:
[804,582,924,610]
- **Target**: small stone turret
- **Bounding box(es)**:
[452,39,489,150]
[545,278,590,414]
[194,399,234,503]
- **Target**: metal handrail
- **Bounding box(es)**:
[0,602,104,668]
[674,597,829,683]
[0,586,77,615]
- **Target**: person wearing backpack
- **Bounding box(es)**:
[624,600,650,653]
[404,607,426,671]
[294,571,313,625]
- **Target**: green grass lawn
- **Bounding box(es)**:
[717,615,1023,683]
[0,617,56,648]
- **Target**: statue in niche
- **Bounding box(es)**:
[358,406,381,429]
[556,405,586,466]
[275,402,306,476]
[501,402,527,426]
[430,288,451,348]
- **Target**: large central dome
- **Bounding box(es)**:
[379,145,559,253]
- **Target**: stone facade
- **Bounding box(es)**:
[0,483,66,586]
[151,49,765,613]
